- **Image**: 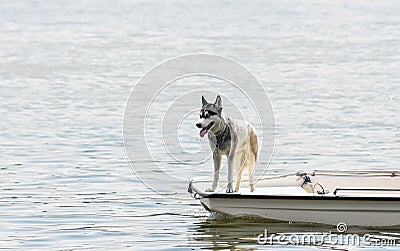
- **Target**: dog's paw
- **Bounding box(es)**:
[205,187,215,192]
[226,187,234,193]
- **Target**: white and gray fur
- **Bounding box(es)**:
[196,95,258,193]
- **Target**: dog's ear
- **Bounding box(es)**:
[202,95,208,106]
[214,95,222,111]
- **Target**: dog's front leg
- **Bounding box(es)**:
[226,153,235,193]
[206,153,221,192]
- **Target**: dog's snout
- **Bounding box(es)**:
[196,123,202,128]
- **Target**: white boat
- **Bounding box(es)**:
[188,170,400,226]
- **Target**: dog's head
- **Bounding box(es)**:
[196,95,223,138]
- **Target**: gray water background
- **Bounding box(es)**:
[1,0,399,250]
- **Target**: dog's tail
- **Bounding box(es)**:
[249,125,258,162]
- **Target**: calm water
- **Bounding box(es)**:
[1,0,399,250]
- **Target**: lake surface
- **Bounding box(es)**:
[1,0,399,250]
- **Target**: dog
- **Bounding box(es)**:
[196,95,258,193]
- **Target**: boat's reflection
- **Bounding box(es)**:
[189,213,400,250]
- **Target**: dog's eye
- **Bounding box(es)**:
[207,110,217,116]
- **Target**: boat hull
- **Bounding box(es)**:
[200,196,400,226]
[189,171,400,226]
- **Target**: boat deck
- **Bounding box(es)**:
[189,170,400,198]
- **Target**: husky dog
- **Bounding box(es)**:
[196,95,258,193]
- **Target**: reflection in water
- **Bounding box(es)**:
[189,212,400,250]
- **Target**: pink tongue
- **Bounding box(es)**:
[199,128,208,138]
